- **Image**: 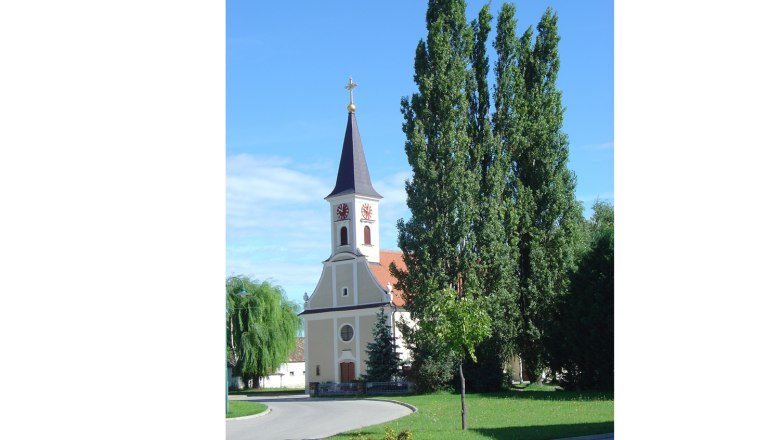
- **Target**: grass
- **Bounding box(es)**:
[229,387,305,396]
[226,401,268,419]
[511,382,562,392]
[328,388,613,440]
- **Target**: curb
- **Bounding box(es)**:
[302,396,417,413]
[367,398,418,413]
[225,407,271,421]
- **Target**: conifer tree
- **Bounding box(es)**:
[364,308,402,382]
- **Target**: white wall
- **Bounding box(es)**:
[392,310,413,366]
[260,361,306,389]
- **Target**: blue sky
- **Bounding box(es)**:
[226,1,614,305]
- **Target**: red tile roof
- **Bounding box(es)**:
[288,337,305,362]
[369,249,406,307]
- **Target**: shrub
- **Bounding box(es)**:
[397,429,413,440]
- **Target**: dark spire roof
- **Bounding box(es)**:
[326,112,382,199]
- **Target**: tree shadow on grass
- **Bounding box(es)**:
[470,389,614,402]
[473,421,614,440]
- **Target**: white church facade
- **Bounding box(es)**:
[300,79,411,391]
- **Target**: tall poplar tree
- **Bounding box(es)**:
[398,0,584,392]
[392,0,487,429]
[394,0,479,305]
[463,3,516,391]
[394,0,478,329]
[493,5,583,382]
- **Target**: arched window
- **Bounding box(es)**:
[340,226,348,246]
[364,225,371,245]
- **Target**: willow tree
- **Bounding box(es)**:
[226,276,300,388]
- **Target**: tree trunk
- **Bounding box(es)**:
[460,360,467,431]
[252,374,261,389]
[229,317,238,366]
[535,369,545,385]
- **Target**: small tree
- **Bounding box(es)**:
[364,308,402,382]
[417,288,491,431]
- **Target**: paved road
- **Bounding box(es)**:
[226,394,413,440]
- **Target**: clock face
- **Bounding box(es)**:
[336,203,349,220]
[361,203,373,220]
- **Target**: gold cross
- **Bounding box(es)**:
[344,77,358,106]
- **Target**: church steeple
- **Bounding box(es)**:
[326,78,382,200]
[326,78,381,264]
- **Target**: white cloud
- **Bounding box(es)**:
[226,153,411,296]
[227,153,332,294]
[226,154,331,233]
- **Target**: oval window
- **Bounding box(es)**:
[340,324,354,342]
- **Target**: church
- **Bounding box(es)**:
[300,79,410,390]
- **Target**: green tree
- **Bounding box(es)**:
[547,201,614,389]
[392,1,494,429]
[226,276,301,388]
[397,317,459,392]
[416,288,490,430]
[464,3,518,392]
[493,4,583,382]
[391,0,481,396]
[364,308,402,382]
[396,0,584,393]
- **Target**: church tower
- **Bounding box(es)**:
[301,78,409,390]
[324,77,382,263]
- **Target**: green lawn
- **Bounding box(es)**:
[226,401,268,418]
[229,387,305,396]
[329,388,613,440]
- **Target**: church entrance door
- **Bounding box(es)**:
[339,362,355,383]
